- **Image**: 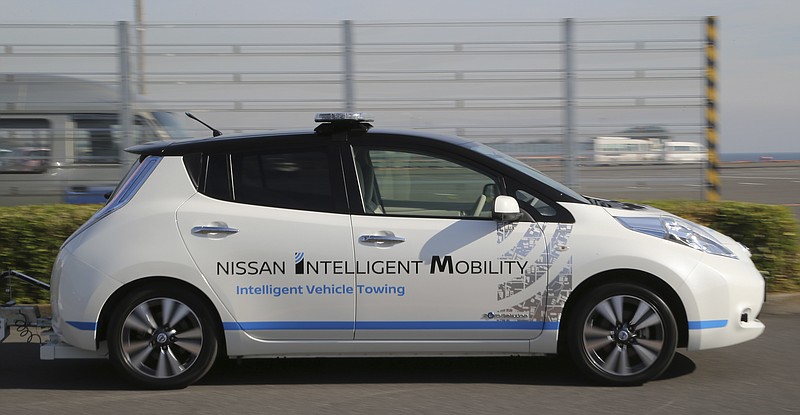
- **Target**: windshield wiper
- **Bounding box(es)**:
[584,196,646,210]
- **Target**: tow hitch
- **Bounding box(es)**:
[1,270,51,343]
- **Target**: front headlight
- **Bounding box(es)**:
[616,215,738,259]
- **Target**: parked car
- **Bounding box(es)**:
[0,147,50,173]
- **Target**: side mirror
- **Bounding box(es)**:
[492,195,523,222]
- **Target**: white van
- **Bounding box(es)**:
[0,74,188,204]
[593,136,661,164]
[664,141,708,163]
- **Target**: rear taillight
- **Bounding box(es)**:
[62,156,162,247]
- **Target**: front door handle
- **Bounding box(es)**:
[359,234,405,245]
[191,225,239,236]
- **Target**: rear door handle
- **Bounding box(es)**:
[191,225,239,236]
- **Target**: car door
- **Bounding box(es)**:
[177,143,357,340]
[349,146,559,341]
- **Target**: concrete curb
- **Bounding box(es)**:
[763,292,800,315]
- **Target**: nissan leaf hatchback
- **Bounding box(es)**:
[46,113,765,388]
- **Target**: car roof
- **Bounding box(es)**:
[126,126,474,157]
[126,118,588,208]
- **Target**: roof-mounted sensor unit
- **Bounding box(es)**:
[314,112,373,135]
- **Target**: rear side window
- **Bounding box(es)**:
[231,150,333,211]
[198,144,345,213]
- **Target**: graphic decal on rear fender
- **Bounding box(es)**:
[488,223,574,324]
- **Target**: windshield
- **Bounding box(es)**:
[463,141,589,203]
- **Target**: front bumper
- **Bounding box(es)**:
[684,254,766,351]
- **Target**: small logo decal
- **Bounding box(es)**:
[295,252,305,275]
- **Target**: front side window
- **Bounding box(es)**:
[355,148,499,218]
[463,141,588,204]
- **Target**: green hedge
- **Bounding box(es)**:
[1,205,100,304]
[1,201,798,304]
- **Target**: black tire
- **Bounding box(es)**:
[107,286,219,389]
[566,283,678,386]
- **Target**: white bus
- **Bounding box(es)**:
[0,74,189,205]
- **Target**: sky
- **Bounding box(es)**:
[2,0,799,153]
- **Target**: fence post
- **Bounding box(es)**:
[118,21,135,165]
[705,16,720,201]
[135,0,146,95]
[343,20,355,112]
[563,18,577,189]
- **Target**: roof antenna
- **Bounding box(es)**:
[185,112,222,137]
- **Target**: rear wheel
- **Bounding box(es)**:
[108,287,219,389]
[566,283,678,385]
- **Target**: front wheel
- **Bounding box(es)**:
[566,283,678,386]
[108,287,219,389]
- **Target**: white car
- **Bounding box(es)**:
[46,113,765,388]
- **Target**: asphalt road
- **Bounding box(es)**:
[1,307,797,414]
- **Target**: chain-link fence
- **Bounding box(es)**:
[0,19,710,204]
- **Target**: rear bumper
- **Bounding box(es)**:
[40,333,107,360]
